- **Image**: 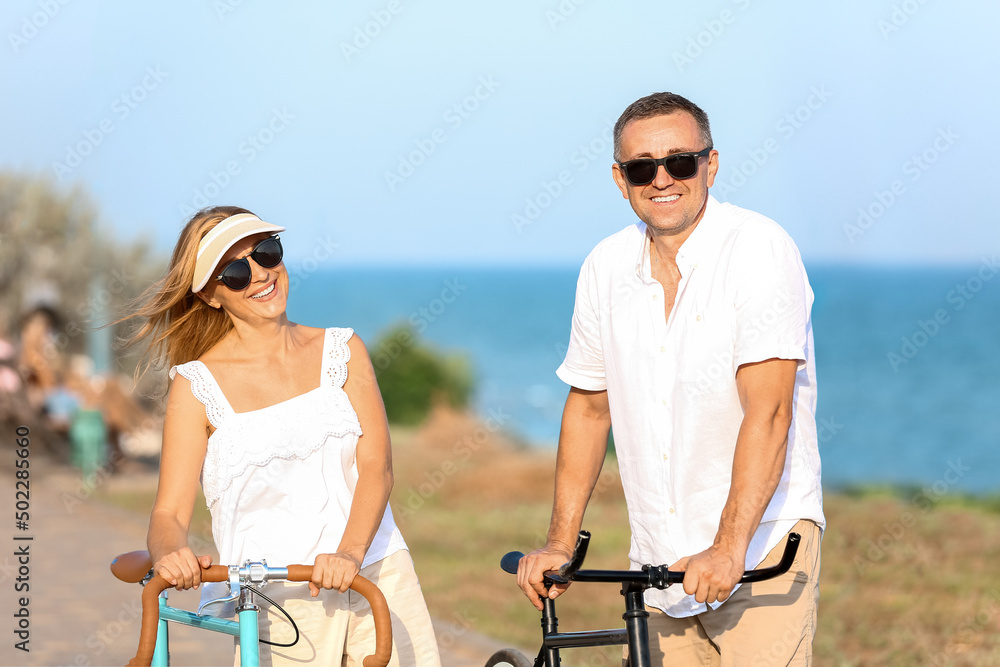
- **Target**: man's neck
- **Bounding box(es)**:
[650,218,699,266]
[647,194,711,261]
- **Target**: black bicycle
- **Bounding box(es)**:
[487,530,801,667]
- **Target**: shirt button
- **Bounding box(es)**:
[661,399,667,406]
[669,508,675,514]
[660,346,666,353]
[662,453,668,461]
[696,315,702,321]
[652,294,658,300]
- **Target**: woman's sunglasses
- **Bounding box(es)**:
[215,236,283,290]
[617,147,713,186]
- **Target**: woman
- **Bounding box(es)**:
[123,206,441,665]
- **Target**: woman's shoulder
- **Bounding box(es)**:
[168,358,206,380]
[309,324,361,350]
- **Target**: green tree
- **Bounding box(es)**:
[371,322,473,425]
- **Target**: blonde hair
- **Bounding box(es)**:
[119,206,256,377]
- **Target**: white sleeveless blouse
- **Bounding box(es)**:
[169,327,406,580]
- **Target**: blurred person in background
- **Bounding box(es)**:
[18,305,62,410]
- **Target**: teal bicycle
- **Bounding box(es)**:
[111,550,392,667]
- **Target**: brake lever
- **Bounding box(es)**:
[196,565,240,616]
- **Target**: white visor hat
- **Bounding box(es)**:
[191,214,286,292]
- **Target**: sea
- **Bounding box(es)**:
[287,263,1000,494]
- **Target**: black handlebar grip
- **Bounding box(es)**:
[558,530,591,579]
[501,551,524,575]
[739,532,800,583]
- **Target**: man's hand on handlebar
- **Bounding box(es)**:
[671,544,745,604]
[153,547,213,591]
[310,551,362,596]
[516,545,573,611]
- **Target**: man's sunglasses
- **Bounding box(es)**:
[216,236,283,290]
[617,147,713,186]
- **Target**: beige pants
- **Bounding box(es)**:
[234,549,442,666]
[625,520,822,667]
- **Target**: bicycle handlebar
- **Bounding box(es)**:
[501,531,801,589]
[110,551,392,667]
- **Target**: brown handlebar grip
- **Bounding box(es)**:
[286,565,392,667]
[110,551,154,584]
[126,566,228,666]
[125,563,391,667]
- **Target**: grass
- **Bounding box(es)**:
[97,422,1000,666]
[396,483,1000,666]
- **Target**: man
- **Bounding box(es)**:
[517,92,824,666]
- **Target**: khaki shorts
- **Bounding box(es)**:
[235,549,442,666]
[625,519,822,667]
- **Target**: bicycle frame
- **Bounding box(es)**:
[151,585,261,666]
[532,582,650,667]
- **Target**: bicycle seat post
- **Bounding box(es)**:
[621,583,652,667]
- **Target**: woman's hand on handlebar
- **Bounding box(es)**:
[517,545,573,611]
[310,552,362,596]
[153,547,213,590]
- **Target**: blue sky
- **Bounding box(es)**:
[3,0,997,267]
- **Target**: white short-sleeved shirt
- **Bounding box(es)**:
[169,327,407,613]
[557,196,825,617]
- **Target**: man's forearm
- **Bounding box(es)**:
[714,411,789,558]
[547,388,612,550]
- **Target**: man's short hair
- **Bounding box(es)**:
[613,92,713,161]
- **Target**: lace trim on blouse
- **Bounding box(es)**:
[167,361,232,429]
[168,327,362,507]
